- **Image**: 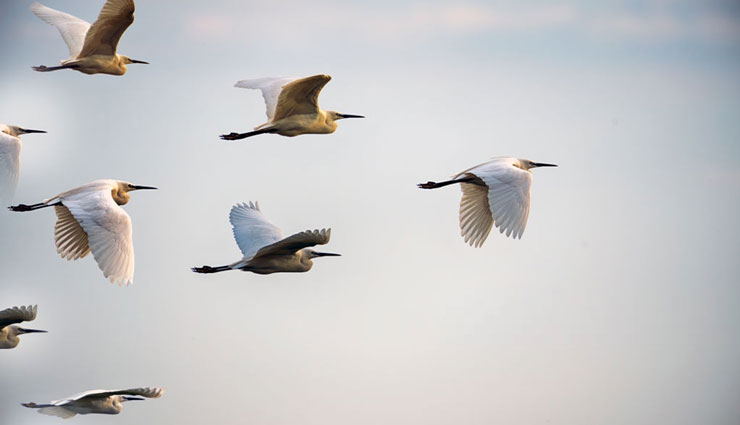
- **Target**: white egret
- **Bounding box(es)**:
[192,201,339,274]
[8,179,157,285]
[0,305,46,349]
[418,157,557,247]
[22,387,165,419]
[0,124,46,202]
[220,74,364,140]
[31,0,148,76]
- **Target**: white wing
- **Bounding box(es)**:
[0,305,37,329]
[61,188,135,285]
[459,159,532,240]
[457,178,494,247]
[37,406,76,419]
[78,0,135,57]
[31,2,91,59]
[0,132,20,202]
[234,77,296,122]
[229,202,284,259]
[54,387,165,404]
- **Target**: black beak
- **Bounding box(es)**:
[18,327,47,334]
[19,128,47,134]
[531,162,558,168]
[338,114,365,119]
[123,396,145,401]
[130,59,149,64]
[131,185,158,190]
[314,252,341,257]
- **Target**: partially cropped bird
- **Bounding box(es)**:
[220,74,364,140]
[9,179,157,285]
[418,157,557,247]
[0,124,46,202]
[0,305,46,349]
[31,0,148,76]
[192,201,339,274]
[22,387,165,419]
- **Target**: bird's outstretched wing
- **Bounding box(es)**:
[61,188,135,285]
[0,305,37,329]
[235,77,296,122]
[78,0,135,57]
[54,205,92,260]
[57,387,165,403]
[457,159,532,240]
[30,2,91,59]
[0,132,21,202]
[35,406,76,419]
[254,228,331,258]
[229,202,284,259]
[272,74,332,121]
[457,177,494,247]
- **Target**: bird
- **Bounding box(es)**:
[192,201,340,274]
[22,387,165,419]
[0,305,47,349]
[30,0,148,76]
[418,157,557,247]
[220,74,364,140]
[8,179,157,285]
[0,124,46,202]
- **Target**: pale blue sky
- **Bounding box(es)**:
[1,1,739,424]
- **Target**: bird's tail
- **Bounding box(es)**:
[191,265,232,274]
[219,127,278,141]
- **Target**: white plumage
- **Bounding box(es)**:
[23,387,165,418]
[0,124,46,202]
[419,157,557,247]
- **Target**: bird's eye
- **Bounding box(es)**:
[128,184,134,188]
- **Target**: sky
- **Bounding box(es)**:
[1,0,739,424]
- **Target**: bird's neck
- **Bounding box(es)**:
[111,188,130,205]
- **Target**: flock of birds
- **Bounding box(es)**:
[2,0,557,419]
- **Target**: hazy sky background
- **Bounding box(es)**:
[1,0,739,424]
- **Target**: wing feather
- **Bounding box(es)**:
[254,228,331,258]
[54,205,91,260]
[31,2,91,59]
[61,189,135,285]
[235,77,296,122]
[458,179,493,247]
[0,132,20,202]
[0,305,37,329]
[272,74,331,121]
[77,0,135,57]
[229,202,284,258]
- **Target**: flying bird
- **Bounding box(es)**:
[418,157,557,247]
[192,201,339,274]
[31,0,148,75]
[0,124,46,202]
[0,305,46,349]
[220,74,364,140]
[22,387,165,419]
[8,179,157,285]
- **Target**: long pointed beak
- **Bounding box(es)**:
[313,252,341,257]
[531,162,558,168]
[338,114,364,119]
[19,128,47,134]
[18,327,47,334]
[131,185,158,190]
[130,59,149,64]
[123,396,145,402]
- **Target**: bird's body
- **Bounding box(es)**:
[220,74,364,140]
[0,305,46,349]
[31,0,148,76]
[0,124,46,202]
[22,387,164,419]
[8,179,157,285]
[419,157,557,247]
[192,201,339,275]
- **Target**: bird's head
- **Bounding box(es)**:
[1,124,47,138]
[517,159,558,171]
[327,111,365,122]
[302,249,341,264]
[112,181,157,205]
[121,55,149,66]
[120,396,146,403]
